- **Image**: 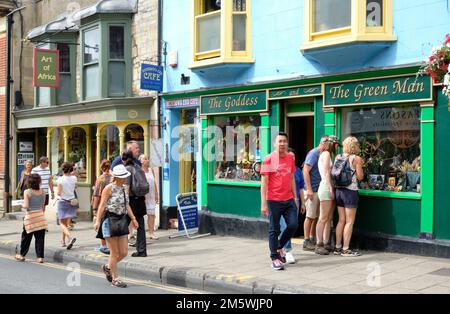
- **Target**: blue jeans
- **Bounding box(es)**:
[268,199,298,260]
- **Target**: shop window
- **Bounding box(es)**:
[83,26,100,99]
[57,43,72,105]
[100,125,120,163]
[68,127,87,182]
[192,0,253,67]
[125,124,144,154]
[36,43,51,108]
[108,25,125,96]
[303,0,395,51]
[342,105,421,193]
[50,128,65,179]
[213,115,261,182]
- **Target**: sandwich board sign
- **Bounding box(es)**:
[169,192,210,239]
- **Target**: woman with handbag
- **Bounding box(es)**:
[56,162,78,250]
[94,164,139,288]
[15,173,47,263]
[15,159,33,199]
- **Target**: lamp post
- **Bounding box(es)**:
[4,6,25,213]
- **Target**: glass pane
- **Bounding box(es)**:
[84,64,99,99]
[68,127,87,182]
[109,61,125,95]
[198,13,220,53]
[109,26,124,59]
[203,0,221,13]
[366,0,383,27]
[38,87,51,107]
[213,115,261,182]
[233,14,246,51]
[125,124,144,154]
[342,105,421,193]
[84,27,100,64]
[314,0,351,33]
[100,125,120,164]
[57,74,71,104]
[58,43,70,73]
[50,128,65,180]
[233,0,246,11]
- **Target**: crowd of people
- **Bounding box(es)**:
[261,133,364,270]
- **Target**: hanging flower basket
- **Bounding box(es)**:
[418,34,450,99]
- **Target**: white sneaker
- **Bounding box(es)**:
[285,252,296,264]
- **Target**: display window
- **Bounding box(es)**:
[100,125,120,163]
[342,105,421,193]
[125,124,144,154]
[50,128,65,179]
[68,127,87,182]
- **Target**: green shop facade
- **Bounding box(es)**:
[163,66,450,256]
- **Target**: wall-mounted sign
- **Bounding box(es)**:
[140,64,163,91]
[33,48,60,88]
[19,142,33,152]
[269,85,322,100]
[166,97,200,109]
[324,75,432,107]
[201,90,267,115]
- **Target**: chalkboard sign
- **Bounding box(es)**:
[170,193,210,239]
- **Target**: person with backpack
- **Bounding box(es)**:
[332,136,364,257]
[123,151,149,257]
[315,135,340,255]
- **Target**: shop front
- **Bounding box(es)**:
[14,97,154,220]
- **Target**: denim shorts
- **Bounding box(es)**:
[336,188,359,209]
[102,218,111,238]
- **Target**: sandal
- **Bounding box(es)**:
[36,258,44,264]
[340,249,361,257]
[149,234,159,240]
[66,237,76,250]
[111,278,127,288]
[102,264,113,282]
[15,254,25,262]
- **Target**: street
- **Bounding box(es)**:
[0,253,202,294]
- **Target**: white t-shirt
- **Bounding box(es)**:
[57,175,77,200]
[31,166,52,193]
[144,169,156,210]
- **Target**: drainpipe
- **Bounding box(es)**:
[157,0,164,228]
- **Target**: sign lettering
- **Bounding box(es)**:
[201,91,267,115]
[34,48,60,88]
[140,64,164,91]
[269,85,322,99]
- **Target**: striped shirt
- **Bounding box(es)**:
[31,166,52,194]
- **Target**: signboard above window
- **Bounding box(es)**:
[201,90,267,115]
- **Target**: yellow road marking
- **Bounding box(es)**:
[0,253,203,294]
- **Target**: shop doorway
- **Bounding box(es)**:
[286,107,314,238]
[179,109,197,194]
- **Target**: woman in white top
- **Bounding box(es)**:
[139,154,160,239]
[315,136,339,255]
[56,162,77,250]
[334,137,364,257]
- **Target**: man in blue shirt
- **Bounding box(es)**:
[111,140,142,169]
[302,135,328,251]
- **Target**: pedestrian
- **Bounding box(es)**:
[94,164,139,288]
[111,140,142,169]
[31,156,55,211]
[302,136,328,251]
[15,173,47,263]
[278,148,306,264]
[333,136,364,257]
[260,132,299,271]
[91,159,112,254]
[139,154,160,240]
[123,151,149,257]
[315,136,340,255]
[56,162,77,250]
[16,160,33,199]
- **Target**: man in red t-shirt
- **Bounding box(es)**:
[261,132,299,270]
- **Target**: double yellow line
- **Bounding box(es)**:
[0,253,204,294]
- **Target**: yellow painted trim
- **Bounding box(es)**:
[189,56,255,69]
[195,49,221,60]
[303,0,396,51]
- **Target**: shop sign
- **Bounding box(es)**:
[269,85,322,100]
[33,48,60,88]
[140,64,163,91]
[324,75,432,107]
[176,193,199,232]
[201,91,267,115]
[166,97,200,109]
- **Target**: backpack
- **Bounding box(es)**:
[128,165,150,196]
[331,155,354,188]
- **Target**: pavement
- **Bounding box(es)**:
[2,213,450,294]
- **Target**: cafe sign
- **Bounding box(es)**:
[33,48,60,88]
[324,75,432,107]
[201,90,267,115]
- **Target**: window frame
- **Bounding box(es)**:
[303,0,396,51]
[80,14,132,101]
[34,34,76,107]
[191,0,254,68]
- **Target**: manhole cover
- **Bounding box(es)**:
[430,268,450,277]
